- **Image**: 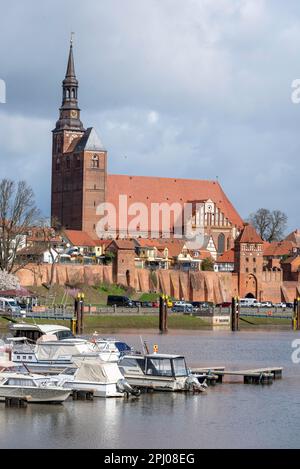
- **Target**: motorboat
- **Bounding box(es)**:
[90,337,134,362]
[51,359,140,398]
[10,337,134,374]
[0,371,71,404]
[8,322,75,343]
[118,353,207,392]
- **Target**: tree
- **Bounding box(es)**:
[201,257,214,271]
[0,270,20,290]
[248,208,288,242]
[0,179,40,273]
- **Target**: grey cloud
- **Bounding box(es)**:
[0,0,299,230]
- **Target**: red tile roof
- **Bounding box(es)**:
[217,248,235,263]
[264,241,295,257]
[64,230,96,247]
[107,239,136,250]
[235,224,263,244]
[107,175,243,230]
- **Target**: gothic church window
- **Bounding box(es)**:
[217,233,225,255]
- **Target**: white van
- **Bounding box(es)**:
[0,297,21,315]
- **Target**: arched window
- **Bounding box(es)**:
[56,158,61,171]
[66,89,70,99]
[92,155,99,169]
[66,156,71,170]
[71,88,76,99]
[218,233,225,255]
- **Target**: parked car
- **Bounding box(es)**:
[172,302,193,313]
[107,296,134,308]
[191,301,214,310]
[273,302,286,308]
[131,300,142,307]
[261,301,273,308]
[141,302,154,308]
[216,302,232,308]
[0,297,21,315]
[286,303,294,309]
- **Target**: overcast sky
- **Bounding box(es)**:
[0,0,299,232]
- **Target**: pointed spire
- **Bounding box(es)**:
[66,34,76,78]
[53,36,85,133]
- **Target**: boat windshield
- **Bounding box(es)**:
[4,378,35,387]
[146,358,173,377]
[172,358,188,377]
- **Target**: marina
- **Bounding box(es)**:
[0,329,297,449]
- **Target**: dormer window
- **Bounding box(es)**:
[92,155,99,168]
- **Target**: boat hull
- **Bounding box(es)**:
[62,380,124,398]
[124,375,187,392]
[0,386,71,403]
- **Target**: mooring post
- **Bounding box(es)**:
[78,292,85,335]
[293,298,298,331]
[231,297,237,332]
[163,296,168,334]
[159,295,168,334]
[236,297,240,331]
[297,297,300,330]
[74,298,79,335]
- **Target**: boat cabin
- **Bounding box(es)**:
[9,323,75,343]
[119,354,189,378]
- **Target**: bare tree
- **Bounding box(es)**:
[248,208,288,242]
[0,179,40,273]
[39,218,63,286]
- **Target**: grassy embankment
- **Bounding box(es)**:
[0,314,292,333]
[27,284,160,306]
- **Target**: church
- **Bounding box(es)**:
[51,41,244,256]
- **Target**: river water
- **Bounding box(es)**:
[0,329,300,449]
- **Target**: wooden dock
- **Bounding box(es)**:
[191,366,283,385]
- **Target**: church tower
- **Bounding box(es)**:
[51,39,107,237]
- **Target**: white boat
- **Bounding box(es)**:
[10,338,133,374]
[0,372,71,403]
[119,353,207,393]
[52,359,139,398]
[8,323,75,343]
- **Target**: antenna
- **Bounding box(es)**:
[70,32,75,46]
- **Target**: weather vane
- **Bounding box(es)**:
[70,32,75,46]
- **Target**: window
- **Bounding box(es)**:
[66,157,71,170]
[146,358,173,377]
[246,257,249,262]
[246,268,249,273]
[253,258,256,263]
[173,358,187,377]
[92,155,99,168]
[218,233,225,255]
[76,156,81,168]
[56,158,61,171]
